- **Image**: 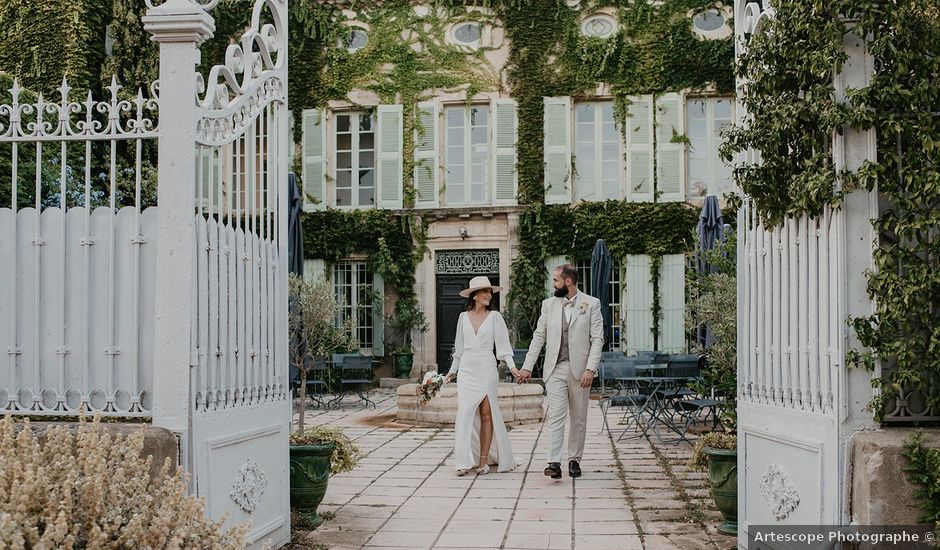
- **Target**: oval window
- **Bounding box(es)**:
[581,15,617,39]
[693,10,726,32]
[346,29,368,52]
[452,22,482,45]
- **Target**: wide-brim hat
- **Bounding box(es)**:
[459,276,503,298]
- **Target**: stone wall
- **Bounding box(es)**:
[849,428,940,525]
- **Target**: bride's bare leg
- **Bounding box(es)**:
[478,396,493,469]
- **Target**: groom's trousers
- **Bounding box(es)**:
[545,360,591,463]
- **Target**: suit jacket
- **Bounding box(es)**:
[521,292,604,381]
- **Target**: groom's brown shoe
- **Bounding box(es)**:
[568,460,582,478]
[544,462,562,479]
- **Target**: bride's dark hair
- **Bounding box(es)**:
[465,289,494,312]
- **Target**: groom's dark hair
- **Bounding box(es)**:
[555,264,578,284]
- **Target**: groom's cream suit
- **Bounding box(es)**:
[522,292,604,463]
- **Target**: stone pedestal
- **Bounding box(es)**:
[396,383,544,427]
[380,377,417,389]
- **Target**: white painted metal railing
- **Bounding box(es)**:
[737,201,841,414]
[0,78,159,416]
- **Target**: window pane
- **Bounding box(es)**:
[336,115,350,133]
[714,99,732,120]
[359,114,374,132]
[470,107,487,127]
[359,132,374,150]
[446,182,463,204]
[336,170,352,188]
[471,183,485,203]
[359,151,374,169]
[446,108,463,127]
[359,169,374,188]
[336,188,352,206]
[336,133,352,151]
[576,103,593,123]
[337,151,352,170]
[359,186,374,206]
[471,125,487,145]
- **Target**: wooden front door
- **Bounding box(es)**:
[435,274,499,374]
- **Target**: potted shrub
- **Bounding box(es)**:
[288,274,355,434]
[686,233,738,535]
[386,297,429,379]
[289,426,361,527]
[689,432,738,535]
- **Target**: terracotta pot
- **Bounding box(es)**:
[289,443,335,527]
[704,446,737,535]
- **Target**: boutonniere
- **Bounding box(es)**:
[578,302,588,314]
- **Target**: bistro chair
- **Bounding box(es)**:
[329,355,375,409]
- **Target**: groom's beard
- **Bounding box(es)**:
[553,287,567,298]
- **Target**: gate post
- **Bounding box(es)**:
[142,1,215,451]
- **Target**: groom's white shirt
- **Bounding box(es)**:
[521,291,605,380]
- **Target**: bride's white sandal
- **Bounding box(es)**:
[476,464,490,476]
[456,467,475,476]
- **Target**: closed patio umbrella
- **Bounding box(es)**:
[696,195,724,347]
[288,172,304,277]
[590,239,613,351]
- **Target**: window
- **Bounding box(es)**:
[450,22,483,48]
[444,105,489,206]
[345,29,369,52]
[691,9,731,40]
[333,112,375,208]
[575,102,620,201]
[687,98,734,198]
[581,14,618,38]
[575,259,623,351]
[333,261,374,351]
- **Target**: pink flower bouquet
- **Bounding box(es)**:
[416,371,446,404]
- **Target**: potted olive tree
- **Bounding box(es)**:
[686,235,738,535]
[288,275,358,526]
[386,297,429,379]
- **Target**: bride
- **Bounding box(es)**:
[443,276,520,476]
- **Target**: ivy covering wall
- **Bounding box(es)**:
[0,0,734,352]
[724,0,940,421]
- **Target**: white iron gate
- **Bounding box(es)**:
[734,2,877,547]
[144,0,291,547]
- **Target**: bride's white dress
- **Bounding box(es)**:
[450,311,518,472]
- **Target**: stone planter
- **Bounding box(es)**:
[393,352,414,379]
[396,382,544,427]
[289,443,335,527]
[704,447,737,535]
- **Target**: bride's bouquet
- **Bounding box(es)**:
[416,371,446,404]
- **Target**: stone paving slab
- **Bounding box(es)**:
[287,390,735,550]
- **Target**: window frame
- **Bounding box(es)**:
[574,100,623,202]
[686,97,735,200]
[442,103,491,207]
[332,260,375,355]
[331,110,377,210]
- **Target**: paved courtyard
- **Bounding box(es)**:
[290,389,735,550]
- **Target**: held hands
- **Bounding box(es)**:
[514,368,532,384]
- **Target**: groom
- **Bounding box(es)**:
[517,264,604,479]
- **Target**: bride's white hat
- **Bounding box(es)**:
[459,275,503,298]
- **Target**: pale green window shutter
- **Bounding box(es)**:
[624,254,654,355]
[376,105,404,209]
[544,255,567,296]
[301,109,327,211]
[303,259,326,283]
[625,95,654,202]
[655,93,686,202]
[658,254,686,353]
[491,98,518,206]
[543,96,572,205]
[372,273,385,356]
[414,100,440,208]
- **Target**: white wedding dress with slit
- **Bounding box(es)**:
[450,311,518,472]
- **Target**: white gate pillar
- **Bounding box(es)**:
[143,1,214,442]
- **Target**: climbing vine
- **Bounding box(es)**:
[507,201,698,342]
[724,0,940,421]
